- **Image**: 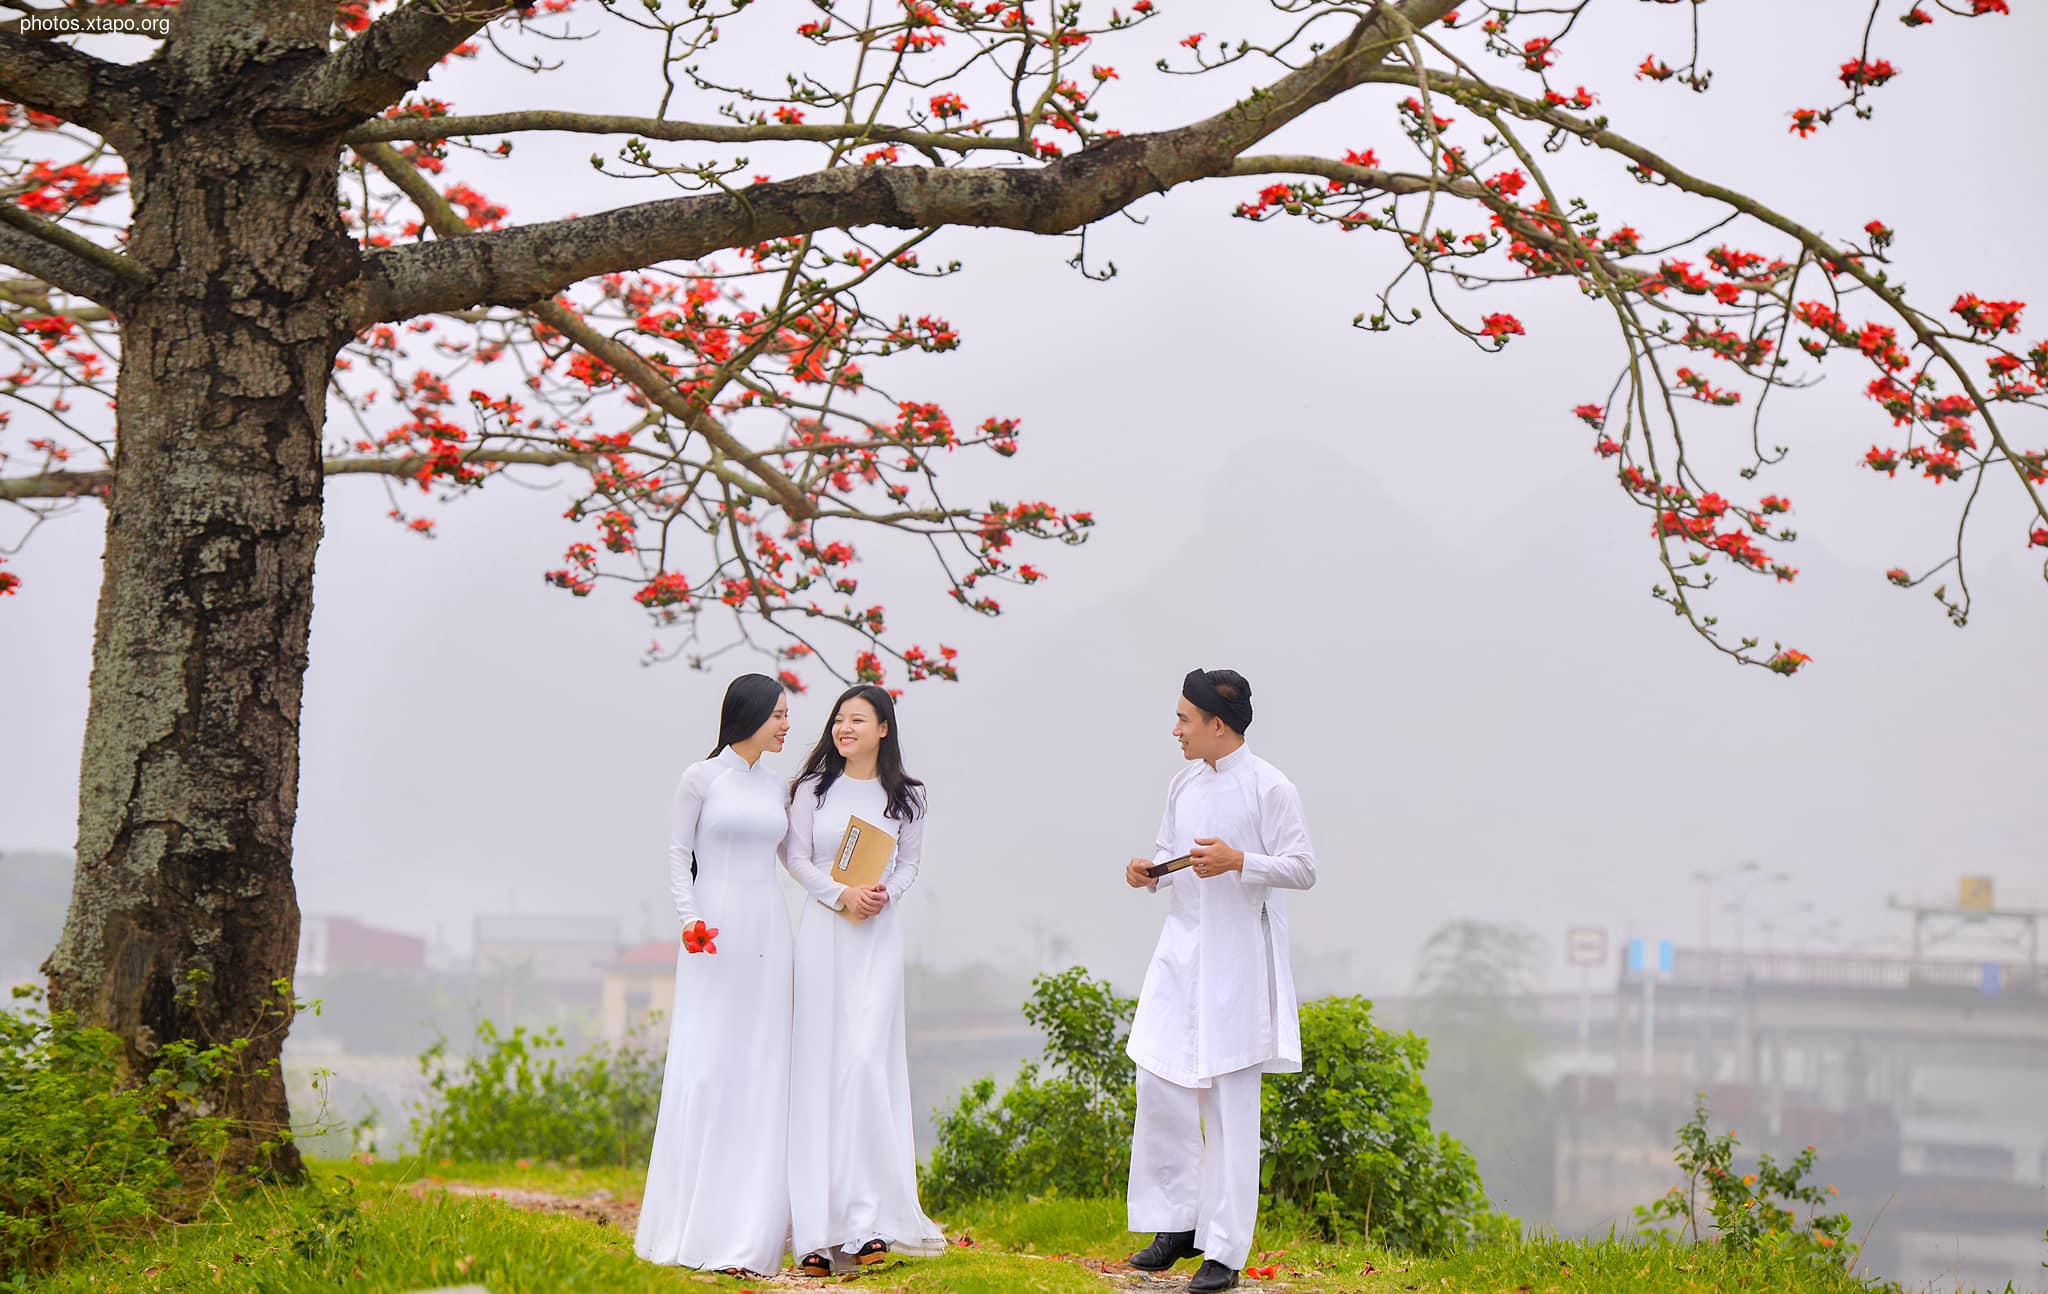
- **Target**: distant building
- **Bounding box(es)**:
[297,914,426,978]
[472,912,621,985]
[600,940,679,1048]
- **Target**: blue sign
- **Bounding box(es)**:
[1981,962,2003,995]
[1627,939,1676,975]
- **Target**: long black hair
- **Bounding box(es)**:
[691,673,785,882]
[710,672,786,758]
[790,683,925,823]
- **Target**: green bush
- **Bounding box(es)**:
[922,972,1498,1256]
[1634,1094,1854,1269]
[1262,996,1494,1253]
[0,985,290,1277]
[408,1019,662,1167]
[921,967,1138,1210]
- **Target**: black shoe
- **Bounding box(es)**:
[1189,1259,1240,1292]
[1128,1230,1201,1271]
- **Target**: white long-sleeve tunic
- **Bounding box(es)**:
[1126,744,1317,1087]
[635,748,794,1274]
[784,773,945,1258]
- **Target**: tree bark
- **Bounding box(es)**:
[41,2,358,1181]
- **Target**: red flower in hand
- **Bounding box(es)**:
[682,920,720,955]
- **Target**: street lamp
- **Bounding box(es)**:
[1725,867,1792,953]
[1693,860,1769,949]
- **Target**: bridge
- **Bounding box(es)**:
[1542,946,2048,1292]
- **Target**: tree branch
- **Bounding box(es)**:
[0,276,111,321]
[343,109,1007,153]
[1,448,598,501]
[0,467,107,500]
[1357,64,2048,527]
[0,28,137,138]
[352,138,816,520]
[0,206,145,306]
[267,0,521,137]
[350,0,1461,324]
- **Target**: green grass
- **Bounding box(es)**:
[937,1193,1889,1293]
[21,1159,1900,1293]
[338,1151,648,1200]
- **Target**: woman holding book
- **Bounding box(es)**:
[635,674,795,1277]
[783,684,948,1276]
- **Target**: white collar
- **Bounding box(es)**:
[717,745,760,772]
[1209,743,1253,774]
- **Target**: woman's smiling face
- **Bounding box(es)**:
[832,695,886,763]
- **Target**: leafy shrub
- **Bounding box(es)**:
[922,972,1497,1257]
[920,968,1137,1210]
[1262,995,1493,1253]
[1634,1093,1854,1269]
[408,1019,662,1167]
[0,985,291,1277]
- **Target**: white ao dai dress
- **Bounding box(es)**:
[634,747,794,1274]
[783,772,947,1260]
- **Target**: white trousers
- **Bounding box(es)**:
[1126,1063,1263,1271]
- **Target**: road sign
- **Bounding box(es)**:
[1960,875,1994,914]
[1626,938,1675,975]
[1565,927,1608,968]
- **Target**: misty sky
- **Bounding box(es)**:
[3,1,2045,995]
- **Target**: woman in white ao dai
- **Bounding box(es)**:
[635,676,796,1276]
[782,684,947,1276]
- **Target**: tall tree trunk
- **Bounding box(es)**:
[42,2,352,1180]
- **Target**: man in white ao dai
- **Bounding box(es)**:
[1121,668,1317,1294]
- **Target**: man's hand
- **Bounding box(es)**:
[1189,837,1245,878]
[1125,857,1159,891]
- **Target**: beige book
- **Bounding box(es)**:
[830,814,896,922]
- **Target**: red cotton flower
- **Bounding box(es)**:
[1838,58,1897,88]
[1480,313,1525,339]
[682,920,720,954]
[1952,293,2025,336]
[2031,527,2048,548]
[1766,648,1812,676]
[1901,6,1932,24]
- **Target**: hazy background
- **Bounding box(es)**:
[2,2,2045,1290]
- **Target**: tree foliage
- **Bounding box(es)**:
[3,0,2043,678]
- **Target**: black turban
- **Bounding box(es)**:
[1183,668,1253,735]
